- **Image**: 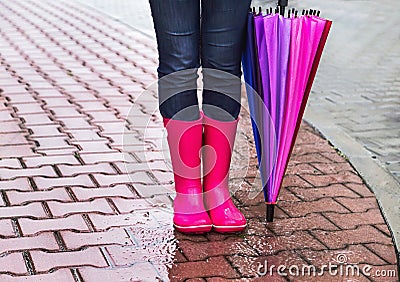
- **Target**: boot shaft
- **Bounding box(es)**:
[202,114,239,192]
[163,114,203,193]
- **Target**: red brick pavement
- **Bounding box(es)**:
[0,0,398,281]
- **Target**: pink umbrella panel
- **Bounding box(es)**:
[273,15,328,203]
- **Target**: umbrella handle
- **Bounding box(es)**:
[277,0,288,16]
[278,0,288,7]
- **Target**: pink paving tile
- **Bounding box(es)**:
[0,252,27,275]
[0,145,36,158]
[0,269,75,281]
[28,124,64,138]
[34,136,72,150]
[0,166,57,180]
[0,233,59,255]
[47,198,114,217]
[60,117,97,130]
[89,212,160,231]
[60,228,131,249]
[71,185,137,201]
[0,158,22,168]
[33,175,95,189]
[6,189,71,205]
[0,178,32,191]
[111,197,167,214]
[0,121,24,134]
[19,215,89,236]
[131,183,174,198]
[0,202,46,219]
[79,152,138,164]
[78,263,162,281]
[0,219,15,237]
[21,113,55,126]
[23,155,80,167]
[30,247,108,272]
[67,129,105,141]
[57,163,115,176]
[92,172,155,187]
[71,140,113,153]
[0,133,30,145]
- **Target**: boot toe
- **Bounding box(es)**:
[210,203,247,233]
[173,212,212,234]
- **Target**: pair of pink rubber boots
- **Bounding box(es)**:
[163,112,246,234]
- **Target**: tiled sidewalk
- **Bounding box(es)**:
[0,1,398,281]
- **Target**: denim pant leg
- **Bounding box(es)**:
[201,0,251,121]
[149,0,201,121]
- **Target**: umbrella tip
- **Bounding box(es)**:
[266,204,275,222]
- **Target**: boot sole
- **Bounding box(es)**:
[213,224,247,233]
[173,223,212,234]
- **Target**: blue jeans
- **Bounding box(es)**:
[149,0,251,121]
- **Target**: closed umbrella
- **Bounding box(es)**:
[242,1,332,221]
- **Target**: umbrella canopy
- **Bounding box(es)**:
[262,14,291,208]
[243,12,276,201]
[242,12,261,164]
[242,8,332,221]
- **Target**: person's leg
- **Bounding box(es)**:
[201,0,251,233]
[149,0,200,121]
[201,0,251,121]
[150,1,211,233]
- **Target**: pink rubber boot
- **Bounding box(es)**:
[202,114,247,233]
[163,113,212,234]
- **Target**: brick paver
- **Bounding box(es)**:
[0,0,398,281]
[292,0,400,183]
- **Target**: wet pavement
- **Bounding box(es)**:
[0,0,399,281]
[84,0,400,181]
[82,0,400,255]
